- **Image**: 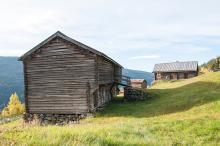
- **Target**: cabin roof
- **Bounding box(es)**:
[18,31,122,67]
[153,61,198,72]
[130,79,146,84]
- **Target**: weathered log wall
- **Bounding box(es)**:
[97,56,114,84]
[24,37,97,114]
[155,71,198,80]
[22,34,123,116]
[97,85,112,107]
[97,56,122,84]
[95,56,122,108]
[94,56,122,107]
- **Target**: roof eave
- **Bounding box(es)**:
[18,31,123,67]
[153,70,198,73]
[18,31,60,61]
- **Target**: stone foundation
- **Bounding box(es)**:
[23,113,88,125]
[124,87,148,101]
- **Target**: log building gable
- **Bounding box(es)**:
[22,38,97,114]
[19,31,122,68]
[19,31,123,114]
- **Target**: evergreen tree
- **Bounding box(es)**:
[1,92,25,117]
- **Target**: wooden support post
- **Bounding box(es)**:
[86,82,91,112]
[110,82,116,99]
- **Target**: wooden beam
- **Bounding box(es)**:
[23,61,29,113]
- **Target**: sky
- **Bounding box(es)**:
[0,0,220,72]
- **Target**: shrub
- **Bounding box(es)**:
[1,93,25,117]
[201,56,220,71]
[200,67,209,74]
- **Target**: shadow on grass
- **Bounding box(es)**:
[97,81,220,118]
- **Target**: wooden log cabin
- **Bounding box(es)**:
[19,31,124,115]
[153,61,199,80]
[130,79,147,89]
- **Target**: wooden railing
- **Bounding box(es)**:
[114,75,131,86]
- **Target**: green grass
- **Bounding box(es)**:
[1,72,220,146]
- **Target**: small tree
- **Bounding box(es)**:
[1,93,25,117]
[217,56,220,69]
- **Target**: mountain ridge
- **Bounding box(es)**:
[122,68,154,84]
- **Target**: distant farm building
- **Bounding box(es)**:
[19,31,130,117]
[130,79,147,89]
[153,61,199,80]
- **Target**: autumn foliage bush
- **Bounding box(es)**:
[1,93,24,117]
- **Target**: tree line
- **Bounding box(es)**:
[200,56,220,72]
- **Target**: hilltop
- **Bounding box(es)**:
[0,72,219,145]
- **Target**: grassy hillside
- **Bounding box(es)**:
[0,72,220,146]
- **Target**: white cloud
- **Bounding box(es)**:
[0,0,220,71]
[181,46,211,53]
[0,49,24,57]
[129,55,160,60]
